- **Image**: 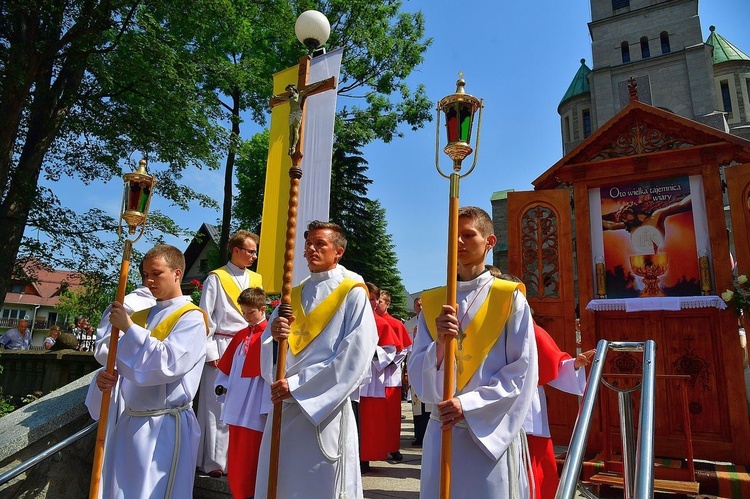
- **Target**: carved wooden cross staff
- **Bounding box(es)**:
[266,54,336,499]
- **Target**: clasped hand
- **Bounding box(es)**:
[96,369,118,392]
[271,316,295,341]
[109,301,133,333]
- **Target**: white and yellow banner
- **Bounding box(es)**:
[257,49,343,294]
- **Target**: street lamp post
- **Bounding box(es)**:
[434,73,483,499]
[89,159,156,499]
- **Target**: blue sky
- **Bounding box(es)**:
[41,0,750,295]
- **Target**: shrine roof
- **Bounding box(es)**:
[559,59,591,108]
[533,97,750,190]
[706,26,750,64]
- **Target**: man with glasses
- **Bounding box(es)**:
[197,230,263,477]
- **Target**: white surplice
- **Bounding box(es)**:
[408,272,539,499]
[85,296,206,499]
[197,261,251,473]
[214,326,272,431]
[254,266,378,499]
[525,358,586,438]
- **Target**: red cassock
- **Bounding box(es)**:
[217,320,266,499]
[359,314,402,461]
[529,323,573,499]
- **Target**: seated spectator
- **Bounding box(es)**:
[0,319,31,350]
[44,325,61,350]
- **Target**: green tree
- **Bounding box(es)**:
[156,0,300,257]
[55,273,136,326]
[330,139,408,319]
[0,0,229,306]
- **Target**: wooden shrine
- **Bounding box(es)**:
[507,90,750,464]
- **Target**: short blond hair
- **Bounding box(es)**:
[458,206,494,237]
[228,230,260,258]
[143,244,185,274]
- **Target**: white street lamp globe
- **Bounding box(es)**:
[295,10,330,50]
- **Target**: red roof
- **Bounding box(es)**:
[4,260,83,307]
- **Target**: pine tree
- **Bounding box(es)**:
[330,139,409,320]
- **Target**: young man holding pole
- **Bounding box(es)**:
[254,221,378,499]
[408,206,538,499]
[87,244,207,498]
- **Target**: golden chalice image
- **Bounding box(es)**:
[629,253,669,297]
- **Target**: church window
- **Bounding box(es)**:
[660,32,670,54]
[582,109,592,138]
[199,258,208,273]
[612,0,629,10]
[621,41,630,63]
[563,115,571,143]
[721,81,733,114]
[10,283,25,293]
[640,37,650,59]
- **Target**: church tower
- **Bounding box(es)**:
[559,0,750,153]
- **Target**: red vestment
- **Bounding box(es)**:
[529,323,574,499]
[216,320,266,499]
[360,314,402,461]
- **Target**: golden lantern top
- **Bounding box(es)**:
[436,72,484,174]
[120,159,156,239]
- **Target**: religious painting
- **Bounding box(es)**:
[600,176,700,298]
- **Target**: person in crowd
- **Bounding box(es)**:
[358,282,402,473]
[197,230,263,477]
[214,287,270,499]
[494,270,595,499]
[71,316,94,351]
[409,206,538,499]
[409,297,430,447]
[375,290,412,461]
[254,221,378,499]
[86,244,207,498]
[0,319,31,350]
[43,325,61,350]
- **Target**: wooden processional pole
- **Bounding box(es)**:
[267,54,336,499]
[89,161,155,499]
[434,74,483,499]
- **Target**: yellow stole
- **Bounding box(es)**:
[288,278,367,355]
[210,266,263,314]
[421,278,525,391]
[131,302,209,341]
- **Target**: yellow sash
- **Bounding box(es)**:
[210,266,263,314]
[131,302,209,341]
[289,278,367,355]
[421,278,525,390]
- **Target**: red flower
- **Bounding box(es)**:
[190,279,203,290]
[270,299,280,308]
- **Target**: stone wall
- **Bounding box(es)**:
[0,372,97,498]
[0,350,99,399]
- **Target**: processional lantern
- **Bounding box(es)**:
[90,157,156,498]
[434,73,483,499]
[120,159,156,239]
[436,72,484,173]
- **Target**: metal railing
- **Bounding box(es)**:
[556,339,657,499]
[0,421,97,487]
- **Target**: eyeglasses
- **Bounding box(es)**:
[239,247,257,256]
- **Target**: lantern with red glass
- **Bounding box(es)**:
[436,72,484,174]
[119,159,156,239]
